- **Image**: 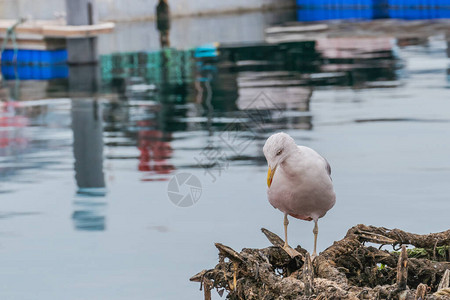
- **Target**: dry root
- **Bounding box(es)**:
[191,224,450,300]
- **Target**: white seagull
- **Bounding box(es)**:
[263,132,336,258]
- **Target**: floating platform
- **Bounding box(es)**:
[0,19,114,67]
[0,19,114,51]
[0,19,114,39]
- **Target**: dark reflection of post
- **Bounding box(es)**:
[447,38,450,84]
[156,0,171,48]
[70,61,106,230]
[194,60,216,135]
[68,65,99,95]
[72,100,105,189]
[71,99,106,231]
[447,37,450,59]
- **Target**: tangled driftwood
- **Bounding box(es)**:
[190,224,450,299]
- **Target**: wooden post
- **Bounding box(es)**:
[302,253,314,297]
[203,278,212,300]
[396,245,408,291]
[438,269,450,291]
[65,0,98,64]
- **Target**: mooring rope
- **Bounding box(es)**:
[0,17,27,64]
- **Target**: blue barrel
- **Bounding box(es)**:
[1,65,69,80]
[298,0,450,7]
[1,49,67,65]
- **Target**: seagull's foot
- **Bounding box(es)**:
[282,243,302,258]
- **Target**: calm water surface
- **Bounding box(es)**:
[0,14,449,300]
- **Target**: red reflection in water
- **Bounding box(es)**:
[0,102,28,149]
[136,120,175,180]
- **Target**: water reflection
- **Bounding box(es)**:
[0,101,28,188]
[71,99,107,230]
[68,65,100,94]
[70,61,107,230]
[0,97,71,192]
[99,37,405,180]
[0,34,403,186]
[72,196,106,231]
[1,79,68,101]
[102,91,177,181]
[72,99,105,191]
[102,38,399,115]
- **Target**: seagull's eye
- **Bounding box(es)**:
[276,149,283,156]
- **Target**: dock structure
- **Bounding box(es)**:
[0,18,113,67]
[0,19,113,50]
[0,20,115,50]
[0,0,114,67]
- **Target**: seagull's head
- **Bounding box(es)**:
[263,132,297,187]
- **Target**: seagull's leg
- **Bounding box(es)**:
[283,213,289,248]
[312,219,319,260]
[281,213,300,257]
[283,214,300,258]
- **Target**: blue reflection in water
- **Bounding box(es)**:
[72,195,107,231]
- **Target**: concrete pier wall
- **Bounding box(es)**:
[0,0,64,20]
[97,9,296,54]
[0,0,295,22]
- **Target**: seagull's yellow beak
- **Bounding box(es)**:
[267,166,276,187]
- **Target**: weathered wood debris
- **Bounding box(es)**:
[190,224,450,299]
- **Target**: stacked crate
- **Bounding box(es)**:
[297,0,450,8]
[297,0,450,20]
